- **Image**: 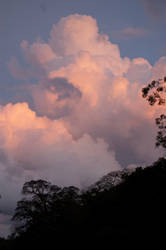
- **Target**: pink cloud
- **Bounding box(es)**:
[7,14,162,168]
[0,102,120,188]
[21,40,57,66]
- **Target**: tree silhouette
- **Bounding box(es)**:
[142,76,166,149]
[12,179,81,239]
[12,180,54,235]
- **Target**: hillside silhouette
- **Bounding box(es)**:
[1,157,166,248]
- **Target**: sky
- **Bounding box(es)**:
[0,0,166,237]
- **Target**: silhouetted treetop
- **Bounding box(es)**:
[142,77,166,106]
[22,179,52,196]
[12,180,81,237]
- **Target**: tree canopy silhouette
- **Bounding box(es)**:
[12,179,81,239]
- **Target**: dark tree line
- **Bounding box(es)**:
[0,157,166,249]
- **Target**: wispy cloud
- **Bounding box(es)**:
[112,27,148,39]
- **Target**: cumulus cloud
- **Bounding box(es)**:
[2,13,166,236]
[8,14,164,167]
[0,102,120,187]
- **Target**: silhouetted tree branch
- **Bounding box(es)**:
[142,76,166,149]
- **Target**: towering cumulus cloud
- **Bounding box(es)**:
[1,14,166,235]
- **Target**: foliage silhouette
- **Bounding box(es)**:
[142,76,166,149]
[10,179,82,249]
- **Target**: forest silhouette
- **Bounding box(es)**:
[1,77,166,248]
